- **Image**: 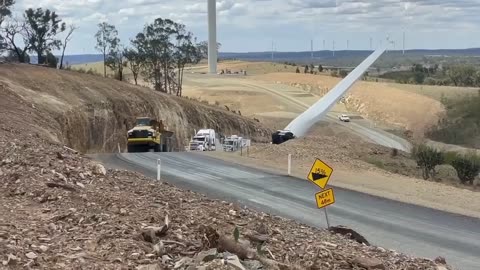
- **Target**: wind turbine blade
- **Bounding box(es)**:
[285,45,387,137]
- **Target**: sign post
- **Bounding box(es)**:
[324,208,330,228]
[287,154,292,176]
[157,159,162,181]
[307,158,335,229]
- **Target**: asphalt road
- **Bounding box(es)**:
[94,152,480,270]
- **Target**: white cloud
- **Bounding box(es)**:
[6,0,480,53]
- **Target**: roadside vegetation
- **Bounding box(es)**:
[364,144,480,187]
[412,144,480,185]
[427,91,480,148]
[379,63,480,87]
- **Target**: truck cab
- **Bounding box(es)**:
[189,129,216,151]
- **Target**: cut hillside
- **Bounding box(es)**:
[253,73,445,137]
[0,64,271,153]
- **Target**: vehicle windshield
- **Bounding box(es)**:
[194,137,205,142]
[136,118,151,126]
[225,140,234,145]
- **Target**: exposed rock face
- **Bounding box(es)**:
[0,64,271,153]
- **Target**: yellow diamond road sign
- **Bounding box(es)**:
[307,158,333,189]
[315,188,335,209]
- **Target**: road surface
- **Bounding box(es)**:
[95,152,480,270]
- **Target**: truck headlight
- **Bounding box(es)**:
[148,132,153,136]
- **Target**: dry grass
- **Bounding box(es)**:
[387,83,479,101]
[253,72,445,135]
[189,60,299,75]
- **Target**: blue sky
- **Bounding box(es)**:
[8,0,480,54]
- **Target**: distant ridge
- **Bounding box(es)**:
[29,48,480,65]
[220,48,480,62]
[30,54,103,65]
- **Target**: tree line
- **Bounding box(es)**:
[0,1,76,68]
[94,20,213,96]
[380,63,480,87]
[1,1,216,96]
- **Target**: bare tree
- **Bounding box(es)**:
[123,47,142,85]
[3,18,30,62]
[59,24,77,69]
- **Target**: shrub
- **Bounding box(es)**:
[449,153,480,185]
[391,148,398,157]
[424,77,436,85]
[339,70,348,78]
[411,144,444,180]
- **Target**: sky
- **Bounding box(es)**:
[8,0,480,54]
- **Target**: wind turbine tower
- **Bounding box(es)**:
[311,39,314,59]
[207,0,217,74]
[333,40,335,57]
[402,31,405,55]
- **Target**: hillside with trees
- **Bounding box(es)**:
[428,91,480,148]
[1,1,211,97]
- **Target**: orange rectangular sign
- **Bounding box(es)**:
[315,188,335,209]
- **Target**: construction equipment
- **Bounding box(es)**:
[189,129,217,151]
[127,117,174,153]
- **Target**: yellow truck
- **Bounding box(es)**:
[127,117,174,153]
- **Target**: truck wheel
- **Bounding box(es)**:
[154,144,161,152]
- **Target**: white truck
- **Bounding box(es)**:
[223,135,242,151]
[189,129,216,151]
[223,135,251,152]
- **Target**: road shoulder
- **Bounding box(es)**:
[205,151,480,219]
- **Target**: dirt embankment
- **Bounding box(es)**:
[0,64,271,153]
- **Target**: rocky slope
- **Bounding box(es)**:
[0,63,270,153]
[0,125,451,269]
